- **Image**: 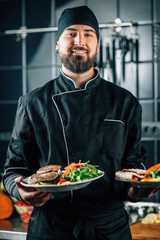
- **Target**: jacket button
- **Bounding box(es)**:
[69,152,75,157]
[56,96,60,101]
[99,117,103,122]
[100,148,106,153]
[63,119,68,126]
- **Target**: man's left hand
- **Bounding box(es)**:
[128,186,160,201]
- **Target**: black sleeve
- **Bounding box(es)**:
[3,96,40,201]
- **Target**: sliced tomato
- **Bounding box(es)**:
[20,209,33,223]
[60,181,71,185]
[57,180,68,185]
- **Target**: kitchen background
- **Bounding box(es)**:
[0,0,160,205]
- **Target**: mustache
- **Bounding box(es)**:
[70,46,88,52]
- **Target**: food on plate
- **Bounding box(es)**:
[122,169,146,175]
[30,172,59,184]
[115,169,146,181]
[57,180,72,185]
[58,161,103,184]
[115,163,160,182]
[141,213,160,224]
[29,165,62,185]
[141,163,160,182]
[37,165,61,174]
[28,162,103,186]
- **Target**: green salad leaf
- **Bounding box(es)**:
[62,162,102,182]
[148,169,160,178]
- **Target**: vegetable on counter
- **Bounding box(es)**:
[0,172,5,192]
[15,201,32,207]
[141,213,160,224]
[20,210,33,223]
[14,201,33,216]
[0,190,14,220]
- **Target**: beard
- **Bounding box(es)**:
[59,47,97,74]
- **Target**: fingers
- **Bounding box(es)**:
[15,176,52,207]
[20,189,51,207]
[152,187,160,194]
[128,186,160,201]
[15,176,24,186]
[15,176,36,193]
[128,186,143,201]
[147,187,160,198]
[140,187,160,198]
[21,189,51,206]
[25,192,52,207]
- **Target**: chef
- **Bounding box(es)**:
[3,5,159,240]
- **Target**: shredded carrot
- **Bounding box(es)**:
[62,163,78,176]
[62,162,85,176]
[145,163,160,175]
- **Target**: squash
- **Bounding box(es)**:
[0,190,14,219]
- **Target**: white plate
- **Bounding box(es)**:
[115,177,160,188]
[21,171,104,192]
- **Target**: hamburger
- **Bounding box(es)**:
[141,163,160,182]
[29,165,62,185]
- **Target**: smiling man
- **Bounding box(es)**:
[56,6,100,88]
[3,5,159,240]
[57,25,99,77]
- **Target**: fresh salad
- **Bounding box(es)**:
[58,161,103,185]
[148,169,160,179]
[141,163,160,181]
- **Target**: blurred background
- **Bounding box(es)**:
[0,0,160,205]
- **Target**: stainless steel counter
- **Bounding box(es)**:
[0,213,27,240]
[1,201,160,239]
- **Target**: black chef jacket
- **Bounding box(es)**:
[3,70,146,240]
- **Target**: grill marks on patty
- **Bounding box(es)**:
[37,165,61,174]
[30,165,62,183]
[30,171,59,183]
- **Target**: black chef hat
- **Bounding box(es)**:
[56,6,99,41]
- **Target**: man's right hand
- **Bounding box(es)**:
[15,176,52,207]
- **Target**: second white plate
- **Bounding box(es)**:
[115,177,160,188]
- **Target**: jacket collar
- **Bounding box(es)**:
[59,68,100,91]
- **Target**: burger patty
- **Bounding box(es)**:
[30,171,59,183]
[37,165,61,174]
